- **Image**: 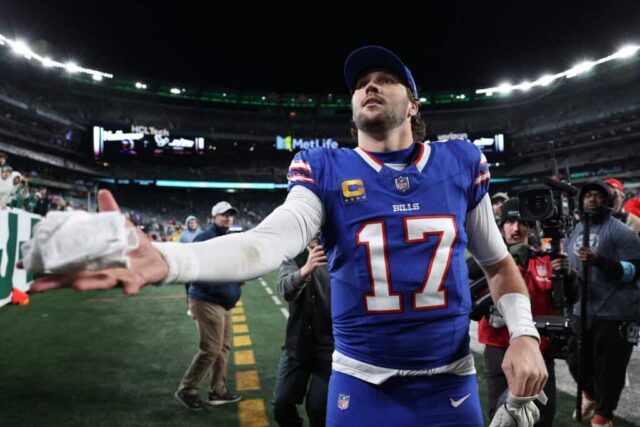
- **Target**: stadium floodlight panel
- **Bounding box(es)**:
[497,83,513,94]
[65,62,81,73]
[170,88,181,94]
[566,60,595,78]
[11,40,32,57]
[517,81,532,91]
[614,44,640,59]
[536,74,555,86]
[41,57,55,67]
[0,32,113,79]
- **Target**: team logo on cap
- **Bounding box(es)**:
[341,179,366,204]
[395,176,410,192]
[337,394,350,410]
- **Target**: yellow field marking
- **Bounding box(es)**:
[236,370,261,391]
[233,335,252,347]
[233,323,249,334]
[236,300,244,307]
[234,350,256,365]
[239,399,268,427]
[232,314,247,323]
[232,306,245,314]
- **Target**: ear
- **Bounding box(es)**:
[407,98,419,118]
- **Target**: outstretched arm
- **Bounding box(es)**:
[29,186,323,294]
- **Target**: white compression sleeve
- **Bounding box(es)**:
[154,185,324,284]
[465,194,509,266]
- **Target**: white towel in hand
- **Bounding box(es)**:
[21,211,139,274]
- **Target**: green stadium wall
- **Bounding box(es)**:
[0,209,40,307]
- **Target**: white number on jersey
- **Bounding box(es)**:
[356,216,458,313]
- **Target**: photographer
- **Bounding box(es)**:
[565,180,640,426]
[478,198,561,426]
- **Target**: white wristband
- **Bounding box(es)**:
[152,242,200,284]
[496,293,540,343]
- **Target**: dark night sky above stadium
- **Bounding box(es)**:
[1,1,639,94]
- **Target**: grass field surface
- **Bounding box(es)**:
[0,272,636,426]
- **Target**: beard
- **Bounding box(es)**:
[353,103,407,136]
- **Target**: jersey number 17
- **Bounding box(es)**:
[356,215,458,313]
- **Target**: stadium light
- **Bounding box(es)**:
[92,74,103,81]
[535,74,555,87]
[65,62,81,73]
[497,83,512,94]
[0,32,113,80]
[517,81,532,91]
[566,61,595,78]
[41,57,55,68]
[613,44,640,59]
[11,40,32,58]
[135,82,147,89]
[476,42,638,96]
[170,88,181,94]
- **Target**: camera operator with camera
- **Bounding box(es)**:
[564,180,640,427]
[477,198,563,426]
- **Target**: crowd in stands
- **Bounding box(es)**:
[0,152,83,213]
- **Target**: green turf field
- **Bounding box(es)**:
[0,272,636,426]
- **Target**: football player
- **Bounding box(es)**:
[27,46,547,426]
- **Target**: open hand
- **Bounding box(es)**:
[27,190,169,295]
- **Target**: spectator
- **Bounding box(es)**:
[10,176,36,211]
[565,180,640,426]
[174,201,242,411]
[179,215,203,316]
[273,235,333,427]
[603,178,640,234]
[179,215,202,243]
[33,187,49,216]
[0,165,16,208]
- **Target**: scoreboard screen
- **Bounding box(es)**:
[93,123,205,160]
[430,132,506,163]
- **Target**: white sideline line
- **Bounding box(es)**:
[271,296,282,305]
[259,279,268,287]
[280,308,289,319]
[265,287,273,295]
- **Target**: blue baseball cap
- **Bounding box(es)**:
[344,46,419,98]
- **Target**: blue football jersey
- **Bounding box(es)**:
[287,140,490,370]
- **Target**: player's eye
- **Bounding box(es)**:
[356,79,369,89]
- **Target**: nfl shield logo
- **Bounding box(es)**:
[395,176,410,192]
[337,394,350,410]
[536,265,548,277]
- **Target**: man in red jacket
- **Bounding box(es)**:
[479,198,560,426]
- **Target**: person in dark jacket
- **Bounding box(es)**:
[272,235,333,427]
[564,181,640,426]
[175,201,242,411]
